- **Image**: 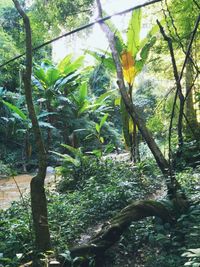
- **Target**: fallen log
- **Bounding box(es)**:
[68,199,174,260]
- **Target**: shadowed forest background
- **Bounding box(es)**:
[0,0,200,266]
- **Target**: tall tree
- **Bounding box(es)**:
[12,0,51,256]
[160,0,200,141]
[94,0,181,196]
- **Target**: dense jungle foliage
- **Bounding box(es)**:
[0,0,199,266]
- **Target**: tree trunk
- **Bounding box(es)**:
[177,96,184,154]
[132,124,140,163]
[46,99,53,151]
[185,58,199,138]
[12,0,51,252]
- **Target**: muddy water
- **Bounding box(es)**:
[0,172,55,210]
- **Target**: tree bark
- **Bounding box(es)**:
[185,58,199,137]
[157,20,185,151]
[65,199,175,267]
[12,0,51,252]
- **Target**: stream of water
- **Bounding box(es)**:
[0,170,55,210]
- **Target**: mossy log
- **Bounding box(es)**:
[69,200,174,258]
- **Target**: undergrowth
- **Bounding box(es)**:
[0,159,199,266]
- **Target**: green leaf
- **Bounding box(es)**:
[60,56,84,76]
[135,36,156,73]
[2,100,27,121]
[46,68,60,87]
[54,72,79,90]
[103,10,124,54]
[34,68,47,86]
[61,144,83,158]
[140,36,156,61]
[127,9,142,58]
[78,101,89,115]
[102,57,116,72]
[57,54,73,73]
[86,50,115,73]
[95,123,100,133]
[79,82,87,103]
[115,97,121,106]
[100,113,108,128]
[50,151,80,166]
[95,90,115,105]
[86,50,104,62]
[100,136,104,143]
[91,149,102,158]
[37,111,57,119]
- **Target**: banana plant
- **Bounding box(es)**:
[84,113,109,158]
[95,113,109,144]
[32,55,84,149]
[51,144,84,168]
[33,55,115,151]
[87,9,158,161]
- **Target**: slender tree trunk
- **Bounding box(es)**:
[12,0,51,253]
[157,21,185,153]
[132,123,140,163]
[128,84,140,162]
[185,58,199,137]
[46,99,53,151]
[178,96,184,151]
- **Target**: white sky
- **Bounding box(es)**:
[52,0,150,62]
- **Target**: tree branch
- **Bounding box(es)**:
[157,16,200,171]
[164,0,199,74]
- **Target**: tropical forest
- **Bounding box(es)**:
[0,0,200,266]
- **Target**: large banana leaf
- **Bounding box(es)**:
[121,51,137,85]
[61,144,83,158]
[102,10,124,54]
[127,9,142,58]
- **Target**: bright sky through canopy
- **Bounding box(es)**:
[52,0,148,62]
